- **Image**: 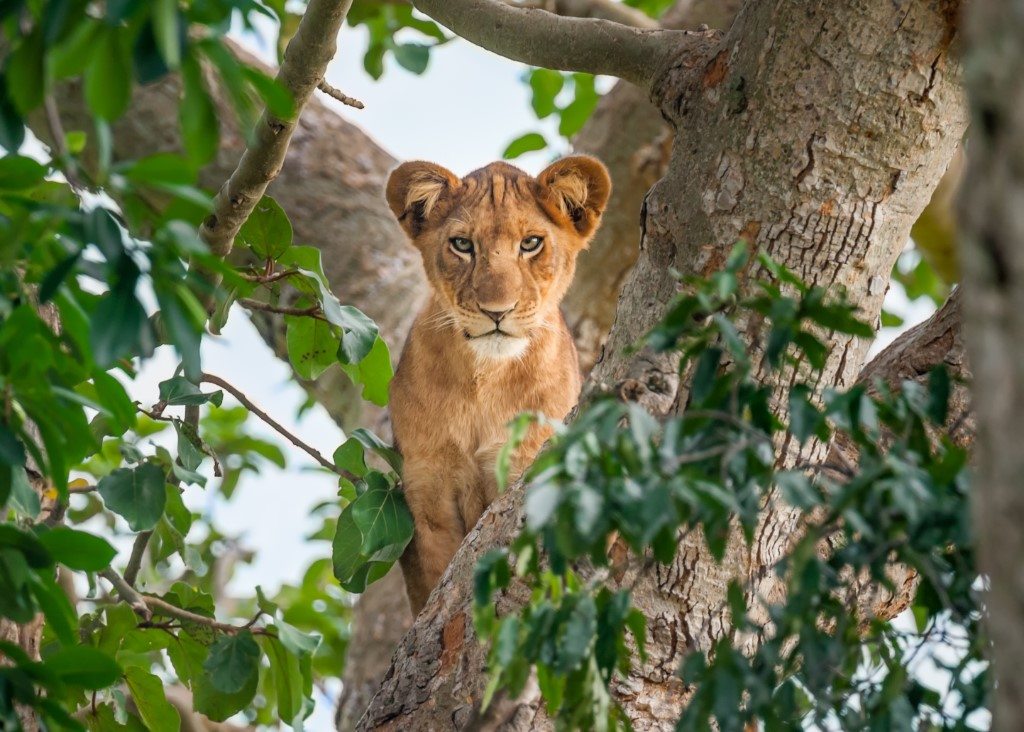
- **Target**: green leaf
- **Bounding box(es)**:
[286,315,338,380]
[331,504,365,584]
[259,636,305,723]
[348,428,402,472]
[555,595,596,673]
[158,376,223,407]
[193,664,258,721]
[558,74,598,137]
[238,196,292,260]
[47,646,122,689]
[204,632,260,694]
[85,29,132,120]
[124,667,180,732]
[0,155,47,190]
[7,467,40,519]
[154,283,204,382]
[97,463,167,531]
[91,275,150,369]
[244,68,295,119]
[151,0,181,69]
[333,306,379,365]
[338,335,393,406]
[167,632,209,689]
[0,76,25,151]
[393,43,430,74]
[37,527,117,571]
[529,69,565,118]
[503,132,548,160]
[180,56,219,167]
[118,153,195,186]
[29,572,77,645]
[333,438,367,478]
[350,475,414,557]
[6,30,45,114]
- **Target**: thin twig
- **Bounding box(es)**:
[100,569,270,635]
[317,79,365,109]
[241,268,301,284]
[43,95,84,192]
[200,372,357,482]
[123,531,153,587]
[99,568,152,620]
[238,298,326,319]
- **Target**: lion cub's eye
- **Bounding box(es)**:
[520,235,544,254]
[449,237,474,255]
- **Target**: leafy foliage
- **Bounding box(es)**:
[475,246,982,730]
[504,70,601,159]
[0,0,403,728]
[346,1,449,80]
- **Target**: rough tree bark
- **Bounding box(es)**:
[358,0,967,728]
[959,0,1024,729]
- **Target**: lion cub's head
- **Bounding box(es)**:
[386,156,611,359]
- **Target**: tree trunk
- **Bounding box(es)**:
[959,0,1024,729]
[359,0,967,728]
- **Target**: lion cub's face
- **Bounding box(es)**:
[386,157,611,360]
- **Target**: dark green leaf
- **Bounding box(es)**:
[97,463,167,531]
[47,646,121,689]
[204,632,260,694]
[37,527,117,571]
[238,196,292,260]
[124,667,180,732]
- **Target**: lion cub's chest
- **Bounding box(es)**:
[438,366,536,456]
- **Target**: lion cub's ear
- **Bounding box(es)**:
[537,156,612,240]
[386,161,461,239]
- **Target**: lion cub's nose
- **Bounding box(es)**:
[479,304,516,324]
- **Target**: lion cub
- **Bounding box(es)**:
[385,156,611,613]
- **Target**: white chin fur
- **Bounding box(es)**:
[468,333,530,360]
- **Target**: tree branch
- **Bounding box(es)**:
[238,298,325,319]
[199,373,357,482]
[195,0,355,287]
[411,0,699,88]
[100,568,269,635]
[515,0,659,28]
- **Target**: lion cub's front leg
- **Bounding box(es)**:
[398,444,477,614]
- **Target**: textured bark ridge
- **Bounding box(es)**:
[959,0,1024,729]
[359,0,967,728]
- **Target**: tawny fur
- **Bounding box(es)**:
[385,156,611,614]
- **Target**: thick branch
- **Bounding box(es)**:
[517,0,658,28]
[411,0,695,88]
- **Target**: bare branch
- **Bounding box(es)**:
[122,531,152,587]
[199,373,357,481]
[238,297,325,319]
[411,0,700,88]
[100,568,269,635]
[317,80,365,109]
